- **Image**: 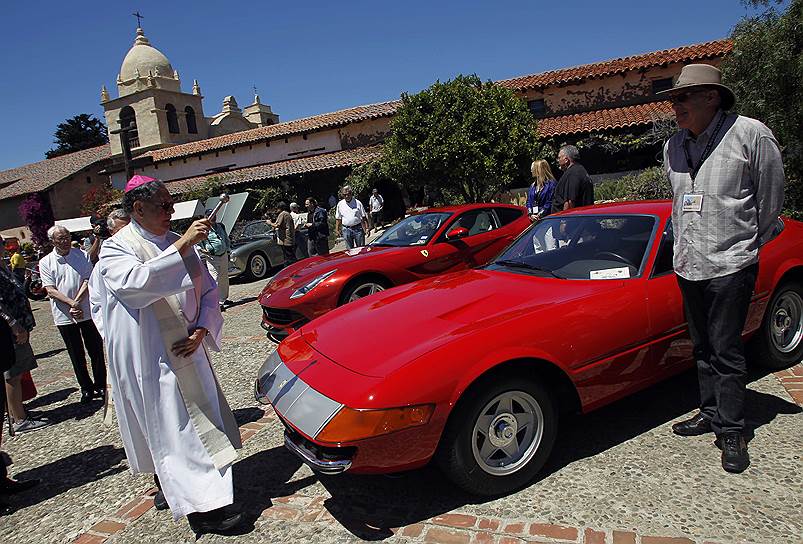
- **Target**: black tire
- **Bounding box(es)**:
[437,376,558,496]
[338,276,390,306]
[246,252,270,280]
[749,280,803,370]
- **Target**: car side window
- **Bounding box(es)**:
[445,209,499,239]
[493,207,524,226]
[244,222,272,237]
[651,221,674,277]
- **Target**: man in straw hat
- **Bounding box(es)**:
[660,64,785,473]
[92,175,243,535]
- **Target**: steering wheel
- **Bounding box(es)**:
[593,251,637,269]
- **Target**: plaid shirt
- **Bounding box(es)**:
[664,110,785,281]
[0,264,35,331]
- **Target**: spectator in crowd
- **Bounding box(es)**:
[289,202,309,260]
[197,210,233,311]
[94,177,242,534]
[269,201,296,266]
[39,226,106,404]
[662,64,785,473]
[305,197,330,256]
[9,248,26,287]
[0,245,51,433]
[89,209,131,335]
[552,145,594,212]
[0,317,41,516]
[335,185,369,249]
[87,210,130,264]
[369,188,384,232]
[527,160,558,221]
[327,193,337,210]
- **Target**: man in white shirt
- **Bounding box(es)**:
[289,202,309,259]
[39,226,106,403]
[335,185,369,249]
[368,188,384,233]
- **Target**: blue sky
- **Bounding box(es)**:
[0,0,771,171]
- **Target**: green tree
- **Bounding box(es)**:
[382,74,542,203]
[181,176,224,203]
[721,0,803,215]
[45,114,109,159]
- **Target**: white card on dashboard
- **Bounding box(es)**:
[590,267,630,279]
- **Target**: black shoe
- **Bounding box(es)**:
[0,499,10,516]
[0,477,40,495]
[80,390,95,404]
[187,505,242,536]
[718,432,750,473]
[153,489,169,511]
[93,388,106,400]
[672,413,712,436]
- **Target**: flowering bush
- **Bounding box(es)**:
[18,193,54,246]
[80,184,124,216]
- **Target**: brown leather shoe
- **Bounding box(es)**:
[672,413,712,436]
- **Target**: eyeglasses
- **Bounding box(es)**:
[149,200,175,212]
[669,90,708,104]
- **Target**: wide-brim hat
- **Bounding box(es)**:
[657,64,735,110]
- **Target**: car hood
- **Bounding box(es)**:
[301,268,625,378]
[269,245,411,290]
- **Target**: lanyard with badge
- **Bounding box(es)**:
[681,113,726,212]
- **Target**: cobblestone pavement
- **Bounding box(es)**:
[1,277,801,544]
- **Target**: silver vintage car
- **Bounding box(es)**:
[228,220,285,280]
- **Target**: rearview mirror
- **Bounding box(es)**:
[446,226,469,240]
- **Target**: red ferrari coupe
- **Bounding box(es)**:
[254,201,803,495]
[258,203,530,342]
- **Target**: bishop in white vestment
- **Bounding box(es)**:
[93,178,242,530]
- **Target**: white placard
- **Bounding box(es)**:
[590,267,630,280]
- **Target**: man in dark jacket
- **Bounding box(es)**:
[552,145,594,211]
[305,197,330,256]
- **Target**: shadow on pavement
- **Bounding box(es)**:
[30,393,104,423]
[8,445,127,512]
[34,348,66,360]
[229,446,314,535]
[232,407,265,426]
[25,387,78,410]
[225,296,258,310]
[315,366,800,540]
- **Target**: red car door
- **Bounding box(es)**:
[644,219,694,375]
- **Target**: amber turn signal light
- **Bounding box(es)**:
[316,404,434,443]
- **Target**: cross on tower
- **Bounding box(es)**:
[253,85,258,96]
[133,11,144,28]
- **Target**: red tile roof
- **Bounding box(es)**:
[0,145,111,200]
[498,39,732,91]
[150,101,400,162]
[164,145,382,194]
[536,101,675,138]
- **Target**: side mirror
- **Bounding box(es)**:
[446,226,469,240]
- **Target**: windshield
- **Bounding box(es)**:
[488,214,656,279]
[372,212,452,247]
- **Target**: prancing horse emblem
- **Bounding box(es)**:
[420,250,429,257]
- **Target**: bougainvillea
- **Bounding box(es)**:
[18,193,55,246]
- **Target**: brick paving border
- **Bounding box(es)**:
[70,362,802,544]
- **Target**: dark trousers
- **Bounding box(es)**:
[57,320,106,393]
[307,237,329,256]
[676,264,758,435]
[280,245,296,267]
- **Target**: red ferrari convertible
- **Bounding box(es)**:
[258,203,530,342]
[255,201,803,495]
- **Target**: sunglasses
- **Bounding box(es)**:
[668,90,709,104]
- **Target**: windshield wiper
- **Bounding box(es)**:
[495,260,565,279]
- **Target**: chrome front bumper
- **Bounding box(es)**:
[284,431,352,474]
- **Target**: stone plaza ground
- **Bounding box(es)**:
[1,277,801,544]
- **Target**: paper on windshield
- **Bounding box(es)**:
[590,267,630,280]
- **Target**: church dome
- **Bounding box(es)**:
[120,28,174,82]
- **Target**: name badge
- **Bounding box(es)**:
[681,192,704,212]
